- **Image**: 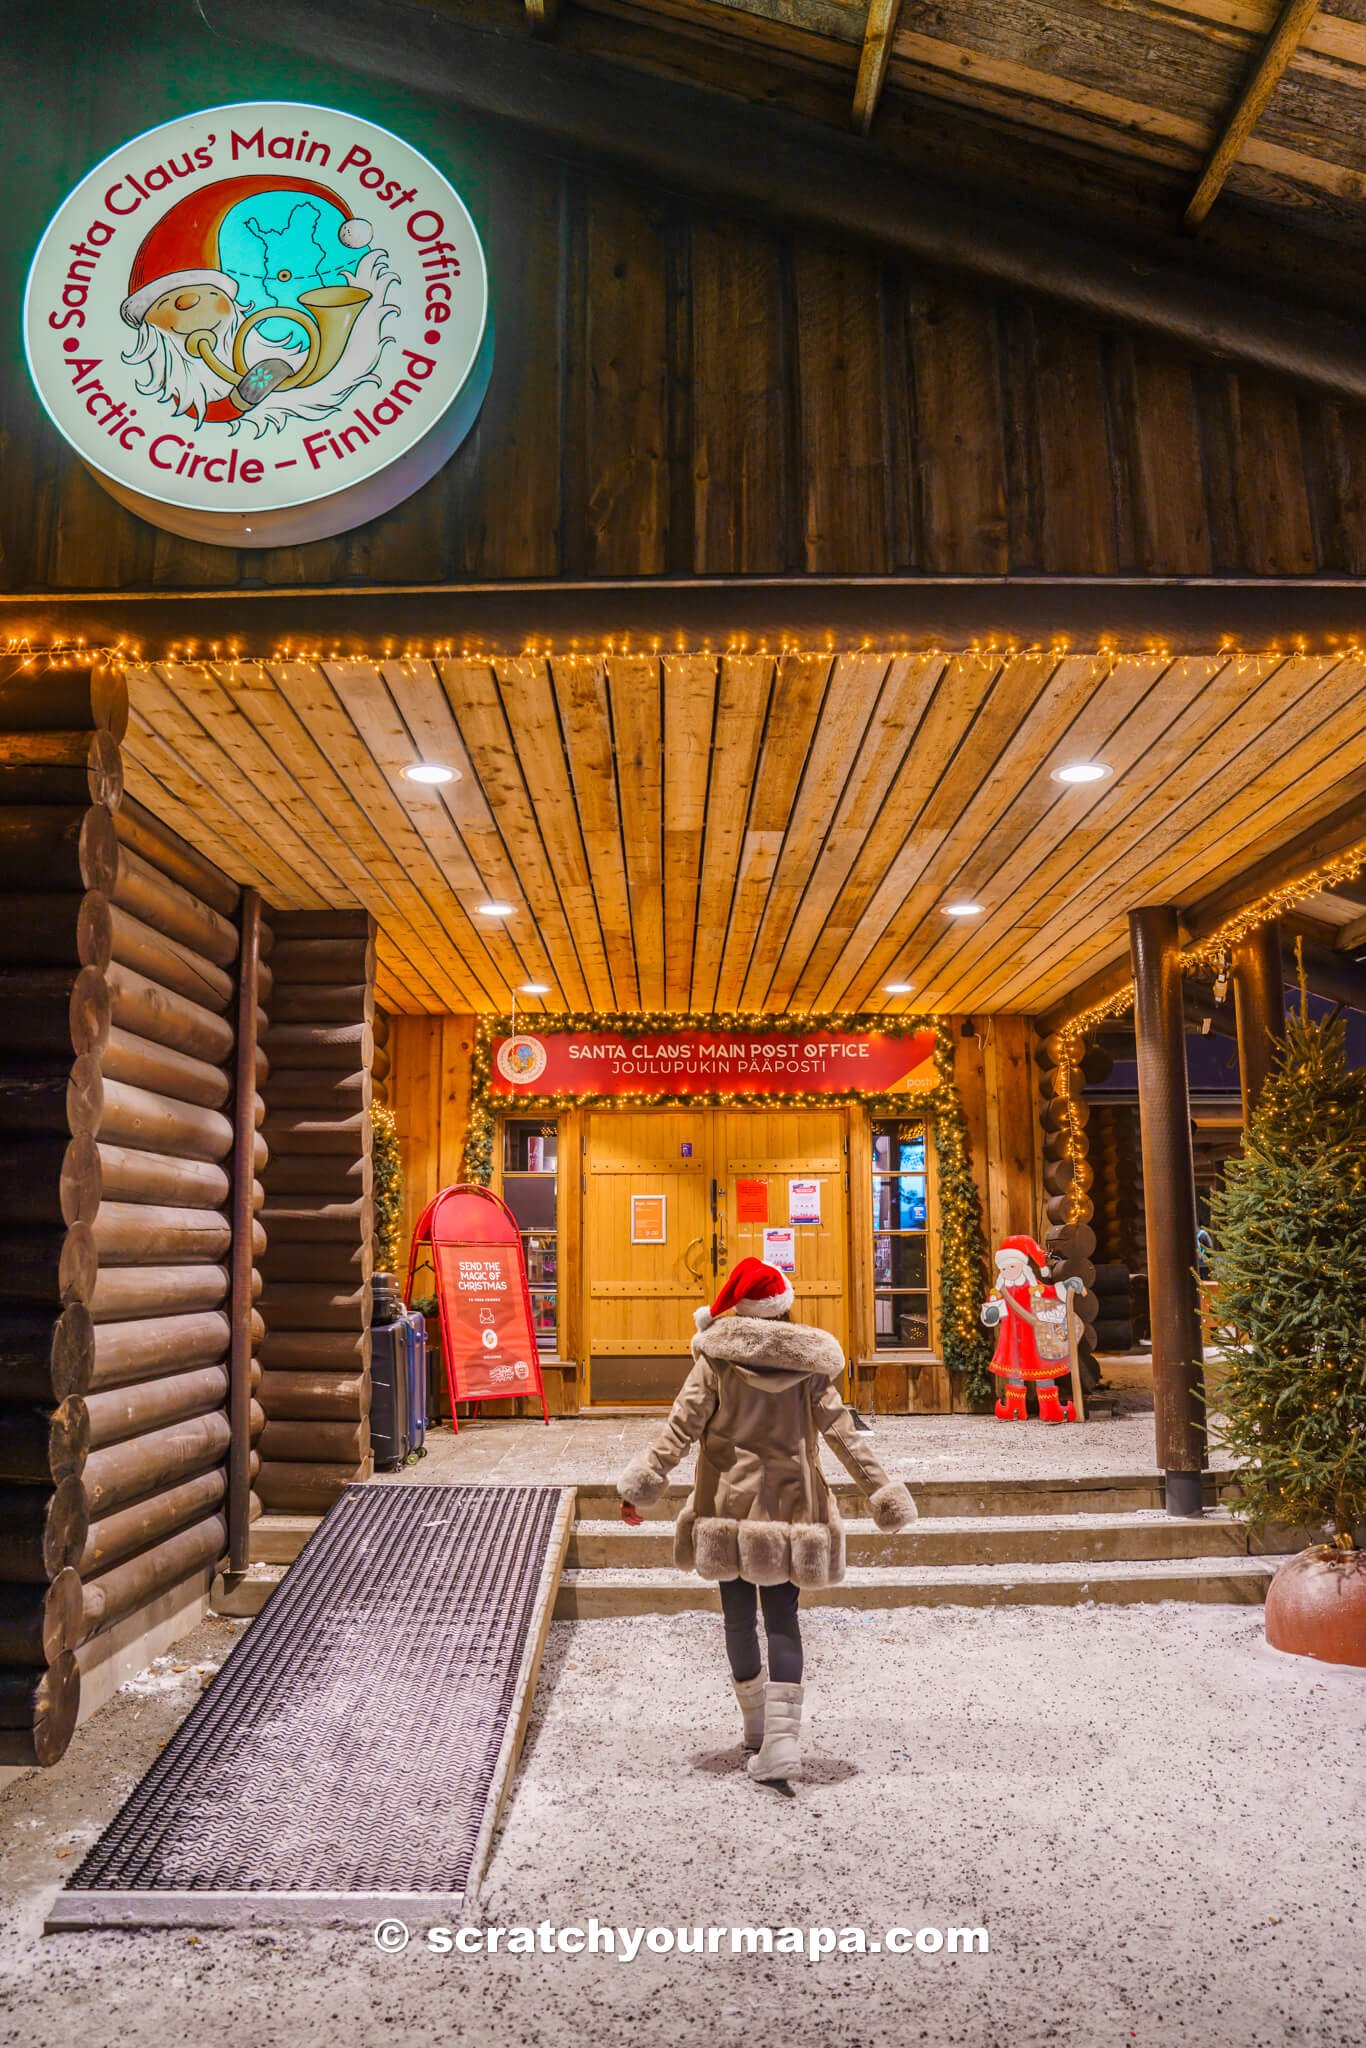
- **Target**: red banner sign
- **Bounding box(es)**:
[406,1184,549,1427]
[489,1028,937,1099]
[434,1242,542,1404]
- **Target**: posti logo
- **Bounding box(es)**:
[23,102,493,548]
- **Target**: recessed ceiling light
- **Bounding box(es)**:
[943,902,984,917]
[1052,761,1112,785]
[477,901,516,917]
[402,761,457,785]
[884,982,915,994]
[519,982,551,995]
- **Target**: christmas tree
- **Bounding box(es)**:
[1208,995,1366,1547]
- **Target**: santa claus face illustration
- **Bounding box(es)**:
[145,283,236,334]
[118,180,395,432]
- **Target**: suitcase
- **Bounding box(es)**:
[402,1306,428,1459]
[369,1274,411,1471]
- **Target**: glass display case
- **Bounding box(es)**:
[871,1119,930,1350]
[500,1120,559,1351]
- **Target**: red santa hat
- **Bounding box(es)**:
[694,1255,794,1333]
[119,175,374,328]
[995,1235,1050,1276]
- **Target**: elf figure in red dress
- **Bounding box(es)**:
[982,1234,1084,1423]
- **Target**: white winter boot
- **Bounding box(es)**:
[747,1680,804,1782]
[732,1674,766,1751]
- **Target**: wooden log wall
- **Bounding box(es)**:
[0,672,266,1765]
[257,912,376,1512]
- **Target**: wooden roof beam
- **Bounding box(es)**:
[852,0,902,135]
[215,0,1366,405]
[1185,0,1321,229]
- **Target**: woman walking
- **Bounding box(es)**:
[617,1256,917,1783]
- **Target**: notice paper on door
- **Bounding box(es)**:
[788,1178,822,1226]
[631,1194,667,1244]
[762,1226,796,1273]
[736,1177,768,1224]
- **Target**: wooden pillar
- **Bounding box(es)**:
[1232,920,1284,1126]
[227,889,261,1575]
[1128,907,1205,1514]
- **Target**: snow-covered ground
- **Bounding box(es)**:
[4,1601,1362,2048]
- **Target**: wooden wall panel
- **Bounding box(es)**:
[9,104,1363,592]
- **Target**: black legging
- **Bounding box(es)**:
[719,1577,803,1685]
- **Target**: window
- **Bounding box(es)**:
[871,1118,930,1350]
[501,1120,559,1352]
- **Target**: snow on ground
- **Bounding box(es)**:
[3,1602,1362,2048]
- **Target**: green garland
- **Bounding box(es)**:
[462,1010,994,1403]
[370,1099,403,1276]
[931,1030,996,1406]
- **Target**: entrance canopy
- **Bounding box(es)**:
[116,638,1366,1024]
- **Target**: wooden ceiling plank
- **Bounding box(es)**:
[607,656,666,1011]
[491,658,615,1010]
[137,666,349,909]
[270,659,513,1010]
[786,651,1002,1010]
[819,647,1073,1007]
[424,657,590,1003]
[893,651,1214,1006]
[760,652,948,1008]
[661,654,718,1013]
[554,656,642,1009]
[1186,0,1324,227]
[738,650,888,1012]
[958,652,1352,1006]
[216,659,480,1012]
[118,751,284,903]
[715,651,833,1013]
[833,650,1165,1011]
[921,650,1285,1010]
[691,655,774,1012]
[977,662,1366,1011]
[314,658,535,1006]
[122,718,325,913]
[853,0,904,132]
[421,656,594,1011]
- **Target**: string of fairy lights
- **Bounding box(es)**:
[1053,839,1366,1224]
[6,636,1358,1295]
[9,633,1365,672]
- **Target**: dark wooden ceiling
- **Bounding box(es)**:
[423,0,1366,299]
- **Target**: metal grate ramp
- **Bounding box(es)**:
[48,1483,574,1930]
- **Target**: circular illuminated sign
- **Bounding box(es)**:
[495,1036,548,1086]
[23,102,492,548]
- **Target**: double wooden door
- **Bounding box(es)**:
[583,1106,848,1405]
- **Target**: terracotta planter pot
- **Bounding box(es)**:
[1264,1544,1366,1668]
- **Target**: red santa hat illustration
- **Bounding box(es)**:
[994,1234,1050,1276]
[694,1255,794,1332]
[119,174,373,328]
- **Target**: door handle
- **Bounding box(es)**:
[683,1235,706,1285]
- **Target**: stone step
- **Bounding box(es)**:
[211,1563,287,1617]
[567,1509,1299,1571]
[555,1552,1286,1617]
[570,1471,1241,1520]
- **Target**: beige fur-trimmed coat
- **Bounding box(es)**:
[616,1315,916,1588]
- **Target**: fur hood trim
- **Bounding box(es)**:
[690,1314,844,1386]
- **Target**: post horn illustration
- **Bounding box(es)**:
[186,284,372,413]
